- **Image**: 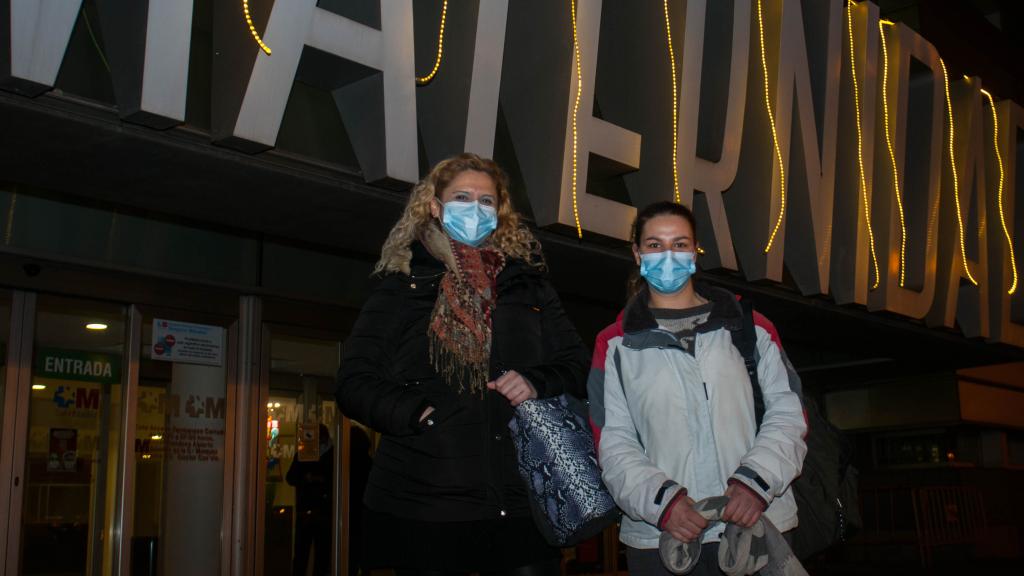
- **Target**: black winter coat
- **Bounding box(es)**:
[336,242,589,522]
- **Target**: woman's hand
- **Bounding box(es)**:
[722,483,766,528]
[663,495,708,543]
[486,370,537,406]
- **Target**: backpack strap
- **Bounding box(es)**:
[732,299,765,429]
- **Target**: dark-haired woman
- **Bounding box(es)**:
[336,153,589,575]
[587,201,806,576]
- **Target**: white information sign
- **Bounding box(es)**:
[151,319,224,367]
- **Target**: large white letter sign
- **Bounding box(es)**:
[223,0,417,183]
[867,22,944,319]
[731,0,841,295]
[0,0,82,95]
[677,0,751,271]
[95,0,195,128]
[415,0,509,166]
[464,0,508,157]
[831,0,879,306]
[928,76,989,336]
[556,0,640,240]
[988,100,1024,347]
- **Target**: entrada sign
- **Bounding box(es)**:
[2,0,1022,347]
[36,348,121,385]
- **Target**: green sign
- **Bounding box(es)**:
[35,348,121,385]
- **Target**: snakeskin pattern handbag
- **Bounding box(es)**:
[508,394,620,546]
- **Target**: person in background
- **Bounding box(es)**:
[336,153,589,576]
[590,201,807,576]
[286,424,334,576]
[286,423,372,576]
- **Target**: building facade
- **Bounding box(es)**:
[2,1,1024,574]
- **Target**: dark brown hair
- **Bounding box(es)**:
[627,201,698,298]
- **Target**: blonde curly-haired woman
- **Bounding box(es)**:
[337,153,589,575]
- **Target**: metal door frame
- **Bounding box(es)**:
[0,290,35,574]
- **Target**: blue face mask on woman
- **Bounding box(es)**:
[639,250,697,294]
[441,200,498,247]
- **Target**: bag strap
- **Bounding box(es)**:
[732,299,765,429]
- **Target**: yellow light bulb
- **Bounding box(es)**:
[416,0,448,85]
[757,0,786,254]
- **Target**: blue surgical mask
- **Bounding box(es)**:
[441,200,498,247]
[640,250,697,294]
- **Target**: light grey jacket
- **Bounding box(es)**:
[598,287,807,549]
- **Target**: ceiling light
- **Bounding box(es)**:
[32,384,46,390]
[85,323,108,331]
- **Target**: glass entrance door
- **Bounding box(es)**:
[0,293,239,576]
[17,295,126,575]
[259,330,370,576]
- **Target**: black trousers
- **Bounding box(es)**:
[626,544,723,576]
[293,510,331,576]
[395,558,562,576]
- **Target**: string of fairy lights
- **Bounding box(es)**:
[939,57,979,286]
[239,2,1017,287]
[846,0,881,289]
[242,1,271,56]
[878,19,908,288]
[569,0,584,239]
[756,0,787,255]
[664,0,681,205]
[416,0,448,85]
[981,87,1019,295]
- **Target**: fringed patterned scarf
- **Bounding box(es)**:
[428,235,506,394]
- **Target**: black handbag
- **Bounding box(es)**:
[508,394,621,546]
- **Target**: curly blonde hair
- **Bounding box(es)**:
[374,153,544,274]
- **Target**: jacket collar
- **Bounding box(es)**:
[621,281,743,350]
[408,241,447,278]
